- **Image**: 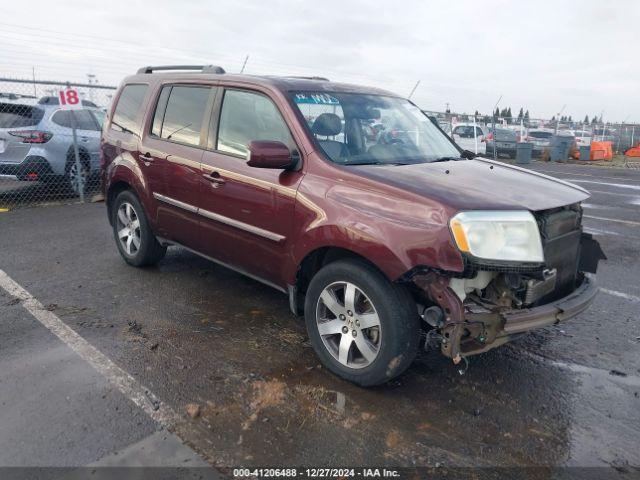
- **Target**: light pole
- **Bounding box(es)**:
[87,74,97,103]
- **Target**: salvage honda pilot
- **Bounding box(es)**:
[101,65,606,386]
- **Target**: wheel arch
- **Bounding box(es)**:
[104,155,155,229]
[290,245,406,316]
[65,146,91,169]
[106,180,133,225]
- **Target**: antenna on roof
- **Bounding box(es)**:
[408,80,420,100]
[240,55,249,73]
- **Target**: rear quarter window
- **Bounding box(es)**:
[111,84,148,136]
[0,103,44,128]
[51,110,101,131]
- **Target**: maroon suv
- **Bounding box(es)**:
[101,65,605,386]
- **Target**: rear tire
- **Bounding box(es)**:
[304,258,420,386]
[111,190,166,267]
[65,154,90,197]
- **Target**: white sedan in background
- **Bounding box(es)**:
[451,124,488,154]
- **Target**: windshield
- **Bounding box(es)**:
[291,92,461,165]
[529,131,553,139]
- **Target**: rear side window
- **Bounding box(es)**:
[51,110,101,131]
[111,84,148,136]
[0,103,44,128]
[217,89,295,157]
[154,86,210,147]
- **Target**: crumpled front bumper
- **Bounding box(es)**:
[461,275,598,357]
[500,275,598,335]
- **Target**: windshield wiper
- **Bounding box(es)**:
[343,160,412,166]
[429,156,463,163]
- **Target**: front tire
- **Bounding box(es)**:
[304,258,420,386]
[111,190,166,267]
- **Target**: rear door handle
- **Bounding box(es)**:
[202,171,226,187]
[139,153,154,162]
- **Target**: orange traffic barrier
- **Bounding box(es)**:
[590,141,613,161]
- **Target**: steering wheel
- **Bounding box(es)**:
[378,131,405,146]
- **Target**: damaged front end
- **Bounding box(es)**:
[410,205,606,362]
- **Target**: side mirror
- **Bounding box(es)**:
[461,149,477,159]
[247,140,295,169]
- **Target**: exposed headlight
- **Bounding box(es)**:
[450,211,544,263]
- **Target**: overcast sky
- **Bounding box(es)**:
[1,0,638,121]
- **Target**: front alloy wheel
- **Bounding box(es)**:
[304,258,420,386]
[316,281,381,369]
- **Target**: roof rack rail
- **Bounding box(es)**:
[137,65,226,74]
[286,76,330,81]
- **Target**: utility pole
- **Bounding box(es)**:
[407,80,420,100]
[240,55,249,73]
[32,67,37,98]
[554,104,566,134]
[87,73,98,103]
[491,94,502,161]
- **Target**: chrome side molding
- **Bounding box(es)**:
[152,192,285,242]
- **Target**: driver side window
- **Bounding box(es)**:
[217,89,295,157]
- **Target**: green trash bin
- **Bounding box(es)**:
[516,142,533,164]
[579,145,591,161]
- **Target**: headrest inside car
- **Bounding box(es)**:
[312,113,342,136]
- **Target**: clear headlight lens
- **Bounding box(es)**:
[450,211,544,262]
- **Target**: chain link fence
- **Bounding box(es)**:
[0,78,115,209]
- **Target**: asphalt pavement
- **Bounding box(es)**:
[0,161,638,478]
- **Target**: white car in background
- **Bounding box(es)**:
[571,130,592,147]
[451,124,487,154]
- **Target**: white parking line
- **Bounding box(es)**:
[584,227,621,237]
[571,180,640,191]
[581,203,608,210]
[584,215,640,227]
[588,189,640,198]
[600,288,640,303]
[533,169,640,184]
[0,269,179,428]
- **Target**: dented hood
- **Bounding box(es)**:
[355,158,590,211]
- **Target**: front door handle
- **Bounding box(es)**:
[139,153,154,162]
[202,171,226,187]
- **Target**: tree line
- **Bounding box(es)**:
[471,107,602,125]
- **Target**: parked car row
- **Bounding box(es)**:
[448,123,586,159]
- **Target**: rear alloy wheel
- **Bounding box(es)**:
[111,190,166,267]
[116,202,141,257]
[305,258,420,386]
[66,160,89,197]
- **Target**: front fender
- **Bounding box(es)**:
[287,178,464,284]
